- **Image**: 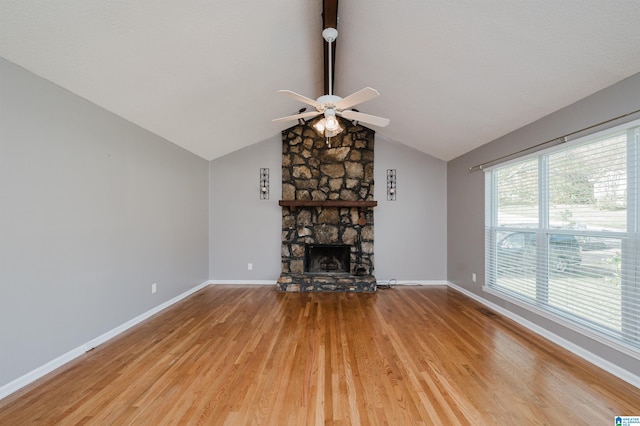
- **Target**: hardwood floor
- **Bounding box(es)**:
[1,285,639,425]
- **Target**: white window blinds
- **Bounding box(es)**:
[485,120,640,353]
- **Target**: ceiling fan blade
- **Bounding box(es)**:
[335,87,380,110]
[277,90,321,109]
[272,111,321,123]
[340,110,390,127]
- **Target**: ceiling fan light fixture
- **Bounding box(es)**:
[314,119,326,133]
[325,126,342,138]
[313,116,342,137]
[324,109,340,132]
[325,120,342,135]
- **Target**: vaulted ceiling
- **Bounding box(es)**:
[2,1,640,161]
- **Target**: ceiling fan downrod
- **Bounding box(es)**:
[322,28,338,96]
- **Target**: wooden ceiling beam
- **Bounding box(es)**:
[322,0,338,95]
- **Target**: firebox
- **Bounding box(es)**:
[304,244,350,274]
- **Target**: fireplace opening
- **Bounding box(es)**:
[304,244,350,274]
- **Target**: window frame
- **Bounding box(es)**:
[484,119,640,358]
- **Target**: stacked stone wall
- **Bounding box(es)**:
[277,117,376,292]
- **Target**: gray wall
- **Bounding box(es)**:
[0,58,210,387]
[374,135,447,281]
[209,132,448,282]
[447,72,640,377]
[209,136,283,280]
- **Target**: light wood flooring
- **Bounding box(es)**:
[1,285,639,424]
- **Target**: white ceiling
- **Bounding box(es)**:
[2,1,640,161]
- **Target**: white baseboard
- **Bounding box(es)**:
[0,280,210,401]
[446,281,640,389]
[208,280,277,285]
[208,280,447,286]
[377,280,448,286]
[0,346,88,402]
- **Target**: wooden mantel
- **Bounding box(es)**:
[279,200,377,211]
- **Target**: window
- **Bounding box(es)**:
[485,120,640,354]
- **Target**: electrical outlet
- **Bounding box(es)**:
[248,263,253,271]
[472,273,477,283]
[151,283,157,294]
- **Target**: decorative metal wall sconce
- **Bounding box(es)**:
[387,169,396,201]
[260,168,269,200]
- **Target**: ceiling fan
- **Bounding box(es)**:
[273,26,390,137]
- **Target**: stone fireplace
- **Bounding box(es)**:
[276,117,377,292]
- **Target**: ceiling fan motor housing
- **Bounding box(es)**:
[316,95,342,111]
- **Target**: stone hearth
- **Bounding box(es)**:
[277,117,376,292]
